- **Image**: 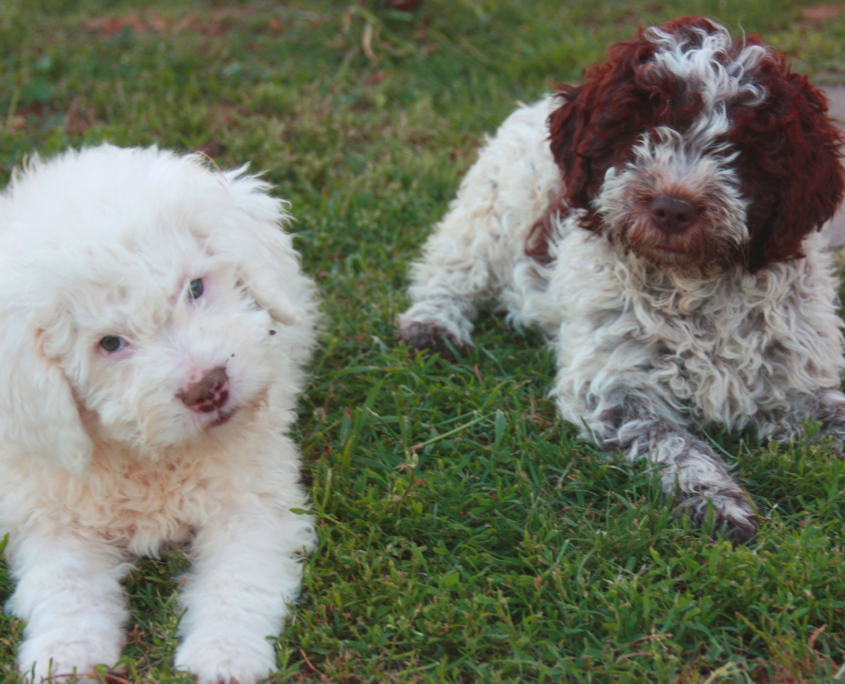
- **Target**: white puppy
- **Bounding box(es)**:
[0,145,319,683]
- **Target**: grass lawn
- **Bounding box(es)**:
[2,0,845,682]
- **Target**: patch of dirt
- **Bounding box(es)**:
[80,8,288,36]
[65,98,98,135]
[801,5,843,22]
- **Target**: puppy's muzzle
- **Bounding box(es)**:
[177,367,230,413]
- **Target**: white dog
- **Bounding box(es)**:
[398,17,845,543]
[0,145,319,683]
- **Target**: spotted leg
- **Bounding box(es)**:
[595,394,757,543]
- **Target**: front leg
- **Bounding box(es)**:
[174,502,316,684]
[5,531,129,683]
[593,394,758,543]
[397,98,562,360]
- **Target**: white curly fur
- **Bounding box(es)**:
[398,29,845,542]
[0,145,319,683]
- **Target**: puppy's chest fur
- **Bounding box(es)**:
[50,450,225,554]
[546,233,844,430]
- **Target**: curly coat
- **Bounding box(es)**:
[397,17,845,543]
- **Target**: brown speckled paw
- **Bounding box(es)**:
[676,491,758,546]
[396,321,471,362]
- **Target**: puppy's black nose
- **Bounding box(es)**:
[650,197,697,233]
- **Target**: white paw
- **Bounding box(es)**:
[19,632,119,683]
[175,636,276,684]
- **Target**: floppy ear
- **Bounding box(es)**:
[548,26,660,217]
[207,166,306,326]
[0,311,93,475]
[728,55,845,270]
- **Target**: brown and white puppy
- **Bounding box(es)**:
[398,17,845,543]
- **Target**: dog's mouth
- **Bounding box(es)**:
[624,217,696,262]
[619,207,739,270]
[208,408,238,428]
[201,387,269,432]
[648,242,685,255]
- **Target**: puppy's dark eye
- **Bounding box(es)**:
[100,336,125,353]
[188,278,204,300]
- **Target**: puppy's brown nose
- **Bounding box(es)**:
[651,197,697,233]
[178,367,229,413]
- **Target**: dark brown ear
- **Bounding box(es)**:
[548,16,739,219]
[542,20,690,250]
[729,55,845,270]
[547,34,656,216]
[547,82,591,211]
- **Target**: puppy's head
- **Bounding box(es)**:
[0,145,317,473]
[547,17,844,271]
